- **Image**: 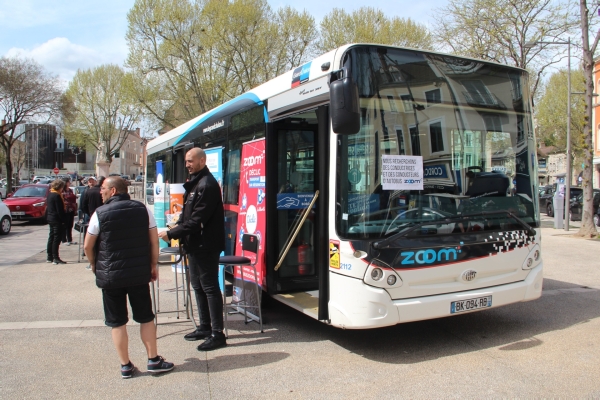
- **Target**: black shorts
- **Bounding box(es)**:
[102,284,155,327]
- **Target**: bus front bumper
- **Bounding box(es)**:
[328,263,543,329]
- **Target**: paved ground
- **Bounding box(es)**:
[0,218,599,399]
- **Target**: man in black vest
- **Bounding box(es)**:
[84,176,174,379]
[158,147,226,351]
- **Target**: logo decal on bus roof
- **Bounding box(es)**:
[291,62,311,88]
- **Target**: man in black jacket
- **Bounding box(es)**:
[158,147,226,351]
[82,176,105,218]
[84,176,174,378]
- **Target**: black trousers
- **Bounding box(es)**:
[187,250,223,333]
[47,223,64,260]
[63,211,75,243]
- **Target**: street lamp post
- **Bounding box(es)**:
[525,38,572,231]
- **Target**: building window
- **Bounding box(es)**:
[395,127,405,155]
[425,89,441,107]
[409,126,421,156]
[465,132,472,147]
[430,121,444,153]
[387,96,398,113]
[401,94,412,112]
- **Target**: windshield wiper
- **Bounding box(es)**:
[373,210,536,249]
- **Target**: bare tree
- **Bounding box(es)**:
[0,57,64,192]
[576,0,599,237]
[317,7,433,53]
[125,0,317,131]
[433,0,577,97]
[63,64,143,168]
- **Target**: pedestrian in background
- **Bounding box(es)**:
[158,147,226,351]
[82,176,105,218]
[79,176,96,224]
[46,179,67,264]
[62,177,77,246]
[83,176,174,379]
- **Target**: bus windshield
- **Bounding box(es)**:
[336,46,539,240]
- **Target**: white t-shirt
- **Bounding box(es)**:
[87,205,157,236]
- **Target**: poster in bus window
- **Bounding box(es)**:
[381,155,424,191]
[233,138,266,320]
[204,147,223,195]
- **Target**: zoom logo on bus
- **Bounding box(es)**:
[400,247,461,265]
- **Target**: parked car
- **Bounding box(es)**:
[544,186,583,217]
[538,185,553,210]
[135,175,143,182]
[3,184,50,223]
[569,189,600,221]
[0,199,11,234]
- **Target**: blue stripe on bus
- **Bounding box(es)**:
[172,92,267,147]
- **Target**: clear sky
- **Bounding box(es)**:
[0,0,443,86]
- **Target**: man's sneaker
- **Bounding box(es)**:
[69,241,77,245]
[85,264,92,270]
[52,259,67,265]
[197,332,227,351]
[65,242,71,246]
[184,328,212,341]
[121,362,135,379]
[147,356,174,374]
[46,259,53,263]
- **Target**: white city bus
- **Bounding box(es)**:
[145,44,543,329]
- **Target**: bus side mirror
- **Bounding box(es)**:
[330,76,360,135]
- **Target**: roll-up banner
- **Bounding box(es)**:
[154,161,168,249]
[233,138,266,321]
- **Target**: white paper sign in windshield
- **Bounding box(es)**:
[381,155,424,190]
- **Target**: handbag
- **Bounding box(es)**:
[74,221,86,233]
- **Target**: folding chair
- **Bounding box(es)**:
[151,245,197,328]
[218,234,263,338]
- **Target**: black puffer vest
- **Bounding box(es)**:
[94,193,151,289]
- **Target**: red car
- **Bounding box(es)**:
[4,184,50,222]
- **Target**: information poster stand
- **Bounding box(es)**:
[232,139,266,321]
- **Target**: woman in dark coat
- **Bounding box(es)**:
[61,177,77,245]
[46,179,67,264]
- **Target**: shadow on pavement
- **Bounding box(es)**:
[233,277,600,365]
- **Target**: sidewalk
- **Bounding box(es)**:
[1,221,599,398]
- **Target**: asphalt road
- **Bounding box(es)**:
[0,219,599,398]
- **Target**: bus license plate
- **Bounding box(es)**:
[451,295,492,314]
[11,212,25,216]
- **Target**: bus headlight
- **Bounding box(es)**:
[364,259,402,288]
[522,245,541,270]
[371,268,383,281]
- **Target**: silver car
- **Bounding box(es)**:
[0,199,12,235]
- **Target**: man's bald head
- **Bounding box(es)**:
[101,176,127,203]
[185,147,207,175]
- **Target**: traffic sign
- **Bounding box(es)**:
[53,167,59,175]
